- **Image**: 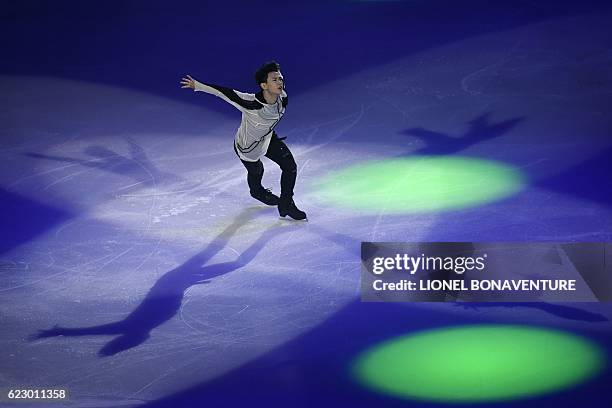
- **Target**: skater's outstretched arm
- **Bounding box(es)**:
[180,74,262,111]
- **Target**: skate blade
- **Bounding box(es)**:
[279,216,308,222]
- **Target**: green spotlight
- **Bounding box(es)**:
[353,325,604,403]
[312,156,525,213]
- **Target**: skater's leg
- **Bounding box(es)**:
[265,133,297,199]
[234,143,279,205]
[234,143,264,192]
[265,134,306,220]
[241,158,265,193]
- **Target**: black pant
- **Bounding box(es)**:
[234,134,297,199]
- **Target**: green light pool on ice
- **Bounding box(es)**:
[353,325,604,403]
[312,156,525,213]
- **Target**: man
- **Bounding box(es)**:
[180,61,306,220]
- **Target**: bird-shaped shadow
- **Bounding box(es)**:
[24,137,192,192]
[401,112,524,155]
[31,207,298,356]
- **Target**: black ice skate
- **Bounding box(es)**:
[250,188,280,206]
[278,197,307,221]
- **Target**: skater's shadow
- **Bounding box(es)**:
[401,112,524,155]
[455,301,608,322]
[31,207,297,356]
[24,137,191,192]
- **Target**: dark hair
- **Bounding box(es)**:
[254,61,280,87]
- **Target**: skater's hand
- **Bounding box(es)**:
[29,325,64,340]
[180,74,196,90]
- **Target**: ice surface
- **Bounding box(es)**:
[2,5,612,407]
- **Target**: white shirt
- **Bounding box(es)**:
[194,80,288,162]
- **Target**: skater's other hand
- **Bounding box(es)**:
[180,75,196,90]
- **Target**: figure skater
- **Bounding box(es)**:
[180,61,306,220]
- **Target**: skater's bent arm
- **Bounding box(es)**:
[180,74,259,112]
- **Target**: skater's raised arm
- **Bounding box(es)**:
[180,74,261,112]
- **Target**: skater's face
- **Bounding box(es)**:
[261,71,284,95]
